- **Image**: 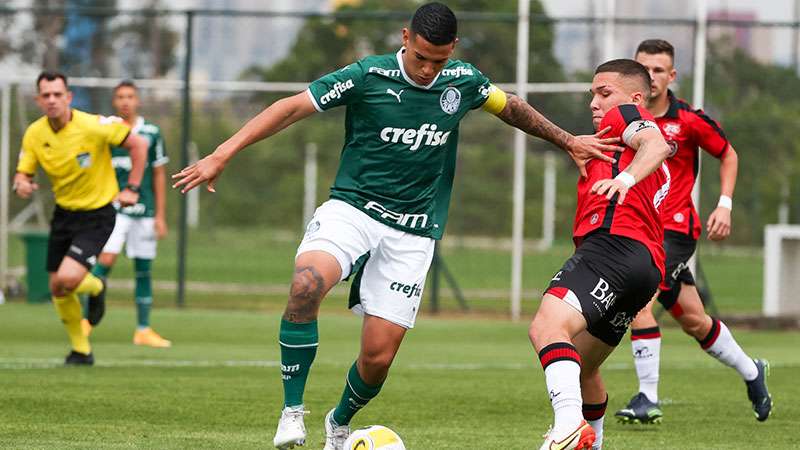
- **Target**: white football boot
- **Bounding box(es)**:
[273,406,308,449]
[539,420,596,450]
[323,408,350,450]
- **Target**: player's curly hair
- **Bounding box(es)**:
[411,2,457,45]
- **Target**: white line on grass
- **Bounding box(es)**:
[0,358,797,371]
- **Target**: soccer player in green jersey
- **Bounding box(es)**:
[173,3,620,449]
[83,80,172,348]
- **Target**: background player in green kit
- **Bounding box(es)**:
[173,3,621,449]
[83,80,171,348]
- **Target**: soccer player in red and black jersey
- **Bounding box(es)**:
[614,39,772,426]
[531,59,672,450]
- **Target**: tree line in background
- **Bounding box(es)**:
[3,0,799,245]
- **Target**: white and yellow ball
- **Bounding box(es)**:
[343,425,405,450]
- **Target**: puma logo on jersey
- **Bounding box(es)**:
[379,123,451,151]
[386,88,404,103]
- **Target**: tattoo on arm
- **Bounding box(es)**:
[284,265,327,322]
[496,94,572,150]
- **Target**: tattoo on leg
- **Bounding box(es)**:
[283,265,327,322]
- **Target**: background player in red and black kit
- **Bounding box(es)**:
[530,59,671,450]
[614,39,772,426]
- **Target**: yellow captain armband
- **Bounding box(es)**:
[481,84,507,115]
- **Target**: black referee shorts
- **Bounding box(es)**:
[544,231,661,347]
[47,204,116,272]
[656,230,698,310]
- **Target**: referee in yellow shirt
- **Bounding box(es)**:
[13,72,148,365]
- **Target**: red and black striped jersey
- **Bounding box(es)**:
[656,91,729,239]
[574,104,669,278]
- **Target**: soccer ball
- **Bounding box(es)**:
[342,425,406,450]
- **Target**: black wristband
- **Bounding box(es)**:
[126,183,141,193]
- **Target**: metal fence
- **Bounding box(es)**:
[2,1,799,317]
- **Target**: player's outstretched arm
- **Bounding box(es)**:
[494,93,621,177]
[591,127,671,204]
[172,91,317,193]
[707,145,738,240]
[119,133,148,207]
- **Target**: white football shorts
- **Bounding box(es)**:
[296,199,435,328]
[102,214,157,259]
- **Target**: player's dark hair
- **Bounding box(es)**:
[410,2,457,45]
[595,59,652,98]
[114,79,138,94]
[636,39,675,60]
[36,71,68,91]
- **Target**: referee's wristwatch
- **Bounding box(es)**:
[125,183,141,194]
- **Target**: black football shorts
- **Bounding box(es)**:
[656,230,698,310]
[544,230,661,346]
[47,204,116,272]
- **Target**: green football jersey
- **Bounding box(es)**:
[110,117,168,217]
[307,49,494,239]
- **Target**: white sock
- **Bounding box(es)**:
[700,319,758,381]
[541,355,582,440]
[583,396,606,450]
[630,327,661,403]
[588,416,604,450]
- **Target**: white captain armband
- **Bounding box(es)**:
[621,119,658,147]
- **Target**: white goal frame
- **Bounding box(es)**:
[763,225,800,317]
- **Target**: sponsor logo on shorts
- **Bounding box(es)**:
[87,256,97,266]
[609,311,634,330]
[589,277,617,311]
[562,254,583,273]
[390,281,422,299]
[319,79,354,105]
[69,245,83,255]
[671,261,689,281]
[378,123,451,151]
[364,200,428,229]
[306,220,320,234]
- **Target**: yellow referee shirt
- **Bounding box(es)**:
[17,109,131,211]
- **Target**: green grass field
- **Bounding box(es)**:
[0,303,796,449]
[8,227,765,315]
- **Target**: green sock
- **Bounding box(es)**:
[332,362,383,426]
[134,258,153,329]
[279,319,318,407]
[92,263,111,279]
